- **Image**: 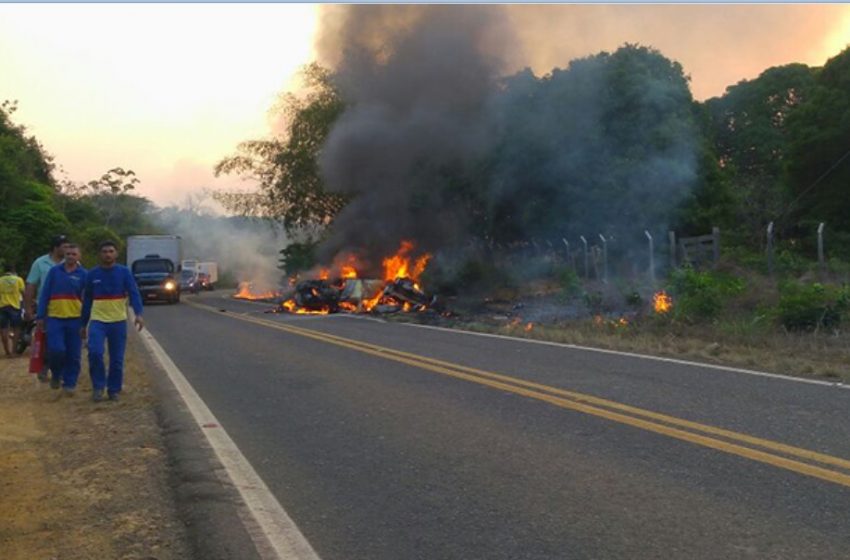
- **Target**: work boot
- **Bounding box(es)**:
[49,376,61,390]
[63,387,76,398]
[92,389,104,403]
[37,370,49,383]
[107,393,119,402]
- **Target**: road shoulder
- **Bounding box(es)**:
[0,339,190,559]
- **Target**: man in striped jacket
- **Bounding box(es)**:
[81,240,144,402]
[36,244,86,395]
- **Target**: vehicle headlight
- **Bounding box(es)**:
[164,281,176,291]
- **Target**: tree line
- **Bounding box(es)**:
[0,101,157,270]
[215,45,850,270]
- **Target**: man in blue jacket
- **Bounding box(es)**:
[36,244,86,395]
[81,240,144,402]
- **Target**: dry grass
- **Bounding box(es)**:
[0,337,189,560]
[453,317,850,382]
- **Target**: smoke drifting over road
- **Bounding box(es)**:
[154,206,285,289]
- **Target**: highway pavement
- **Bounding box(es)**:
[143,292,850,560]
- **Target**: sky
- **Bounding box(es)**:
[2,4,849,209]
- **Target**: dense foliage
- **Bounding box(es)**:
[0,101,156,270]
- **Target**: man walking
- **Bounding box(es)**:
[24,235,70,380]
[36,244,86,395]
[81,241,144,402]
[0,265,25,358]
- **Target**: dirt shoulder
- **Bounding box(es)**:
[0,338,190,560]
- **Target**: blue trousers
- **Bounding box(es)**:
[45,317,82,389]
[87,320,127,395]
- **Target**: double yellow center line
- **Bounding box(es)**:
[188,300,850,488]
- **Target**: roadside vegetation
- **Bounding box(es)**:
[0,101,158,269]
[213,44,850,380]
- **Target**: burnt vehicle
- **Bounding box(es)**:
[132,254,181,304]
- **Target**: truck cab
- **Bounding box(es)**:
[132,254,181,304]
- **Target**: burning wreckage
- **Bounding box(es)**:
[235,241,438,316]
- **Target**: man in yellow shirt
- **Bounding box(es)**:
[0,265,25,358]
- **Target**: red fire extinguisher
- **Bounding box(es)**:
[29,329,45,374]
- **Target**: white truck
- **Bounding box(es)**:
[197,262,219,287]
[127,235,183,271]
[126,235,184,303]
[179,259,219,292]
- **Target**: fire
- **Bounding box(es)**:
[234,282,279,301]
[653,291,673,314]
[593,315,630,329]
[281,240,433,315]
[382,240,431,282]
[282,298,331,315]
[524,322,534,332]
[339,301,358,312]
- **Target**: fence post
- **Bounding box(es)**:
[561,238,571,269]
[712,227,720,268]
[766,221,775,277]
[818,222,826,273]
[645,230,655,285]
[580,236,589,279]
[668,230,677,270]
[598,234,608,283]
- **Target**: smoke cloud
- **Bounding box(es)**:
[313,5,704,272]
[315,6,515,268]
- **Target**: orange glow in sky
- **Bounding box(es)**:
[0,3,318,206]
[1,4,849,208]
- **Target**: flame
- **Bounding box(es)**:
[280,241,432,314]
[382,240,431,282]
[234,282,279,300]
[281,298,331,315]
[653,291,673,314]
[524,322,534,332]
[339,301,358,312]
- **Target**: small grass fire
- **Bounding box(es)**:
[653,291,673,314]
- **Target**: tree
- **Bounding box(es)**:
[785,48,850,237]
[214,63,349,233]
[0,101,64,268]
[481,45,703,245]
[84,166,141,227]
[705,64,816,241]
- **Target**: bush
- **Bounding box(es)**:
[776,281,849,331]
[555,266,582,298]
[667,267,744,322]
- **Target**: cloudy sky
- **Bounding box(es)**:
[2,4,848,208]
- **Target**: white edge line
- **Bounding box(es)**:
[391,321,850,391]
[137,326,322,560]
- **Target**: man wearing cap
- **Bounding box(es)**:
[81,240,144,402]
[36,244,86,396]
[24,235,70,381]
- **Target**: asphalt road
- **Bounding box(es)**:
[144,292,850,560]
